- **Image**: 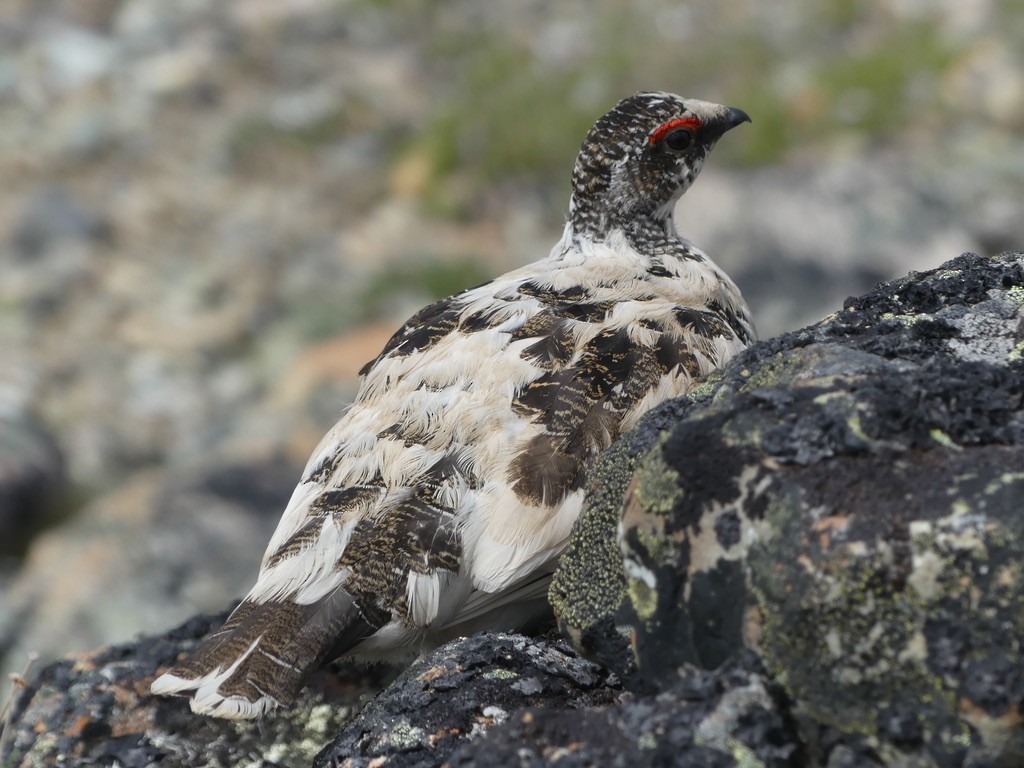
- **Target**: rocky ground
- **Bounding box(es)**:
[3,252,1022,767]
[2,0,1023,721]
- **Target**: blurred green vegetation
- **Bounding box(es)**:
[732,19,961,164]
[419,44,590,184]
[212,0,1016,317]
[358,256,492,315]
[386,0,976,194]
[294,256,492,339]
[323,0,999,318]
[224,0,1016,330]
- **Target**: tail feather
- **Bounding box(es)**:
[151,590,379,719]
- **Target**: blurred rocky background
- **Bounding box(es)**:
[0,0,1021,685]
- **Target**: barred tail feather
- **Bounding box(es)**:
[151,590,378,719]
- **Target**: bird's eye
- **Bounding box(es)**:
[664,129,693,151]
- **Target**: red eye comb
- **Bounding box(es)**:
[649,116,702,145]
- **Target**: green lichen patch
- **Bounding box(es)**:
[743,446,1024,763]
[548,438,637,670]
[550,398,702,675]
[482,668,518,681]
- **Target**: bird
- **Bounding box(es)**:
[150,91,756,719]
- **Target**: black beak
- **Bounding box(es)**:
[725,107,752,129]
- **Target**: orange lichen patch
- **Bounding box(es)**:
[743,604,764,654]
[810,514,849,549]
[112,684,138,708]
[65,714,94,738]
[70,654,101,673]
[428,727,461,747]
[475,711,504,729]
[959,696,1024,751]
[417,664,454,684]
[132,678,157,698]
[111,709,157,738]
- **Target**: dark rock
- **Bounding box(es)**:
[312,632,618,768]
[553,250,1024,766]
[0,610,399,768]
[442,651,801,768]
[313,637,802,768]
[2,627,800,768]
[0,405,66,557]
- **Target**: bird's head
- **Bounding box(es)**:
[569,92,750,238]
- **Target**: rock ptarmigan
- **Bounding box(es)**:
[150,91,756,719]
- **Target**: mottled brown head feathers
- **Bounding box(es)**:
[569,92,750,239]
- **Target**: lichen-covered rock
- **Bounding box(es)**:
[312,632,618,767]
[548,400,693,679]
[441,650,800,768]
[553,251,1024,767]
[314,637,801,768]
[2,626,802,768]
[0,611,398,768]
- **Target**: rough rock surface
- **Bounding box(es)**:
[0,403,65,558]
[439,650,800,768]
[312,632,619,767]
[548,401,685,679]
[0,611,400,768]
[2,624,799,768]
[553,250,1024,766]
